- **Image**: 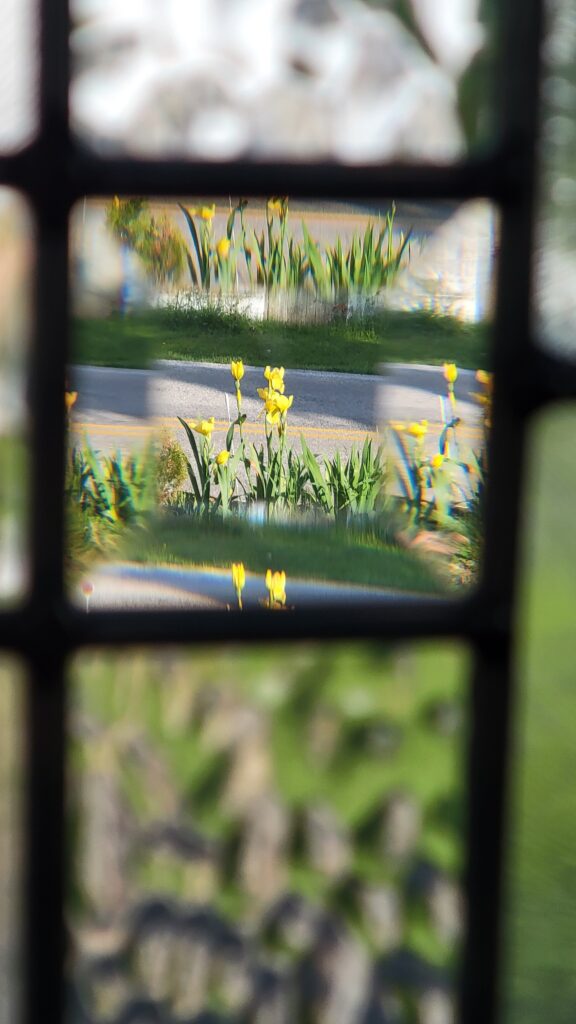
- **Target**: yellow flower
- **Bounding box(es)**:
[267,197,284,215]
[199,204,216,220]
[431,453,445,469]
[232,562,246,610]
[266,569,286,605]
[189,417,215,437]
[216,450,230,466]
[407,420,428,439]
[65,391,78,411]
[257,387,269,401]
[264,365,285,394]
[232,562,245,592]
[217,237,231,259]
[230,359,245,382]
[265,392,293,424]
[476,369,493,391]
[443,362,458,384]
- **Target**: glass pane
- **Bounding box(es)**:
[503,406,576,1024]
[0,0,37,152]
[69,641,468,1023]
[68,196,495,609]
[70,0,494,162]
[0,659,23,1024]
[535,0,576,354]
[0,190,31,603]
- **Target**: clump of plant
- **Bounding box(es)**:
[176,360,390,523]
[157,436,189,504]
[66,439,158,576]
[108,196,412,316]
[106,196,186,284]
[389,362,491,584]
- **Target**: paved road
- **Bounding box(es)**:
[70,360,485,462]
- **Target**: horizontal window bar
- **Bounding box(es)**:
[1,147,525,204]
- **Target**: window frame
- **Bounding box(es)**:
[0,1,561,1022]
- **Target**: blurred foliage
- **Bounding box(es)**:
[106,197,186,285]
[70,642,468,1022]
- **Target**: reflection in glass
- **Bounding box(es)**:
[535,0,576,353]
[69,642,468,1023]
[504,407,576,1024]
[70,0,492,162]
[0,659,23,1024]
[0,190,31,602]
[68,197,495,609]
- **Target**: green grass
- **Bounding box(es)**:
[503,407,576,1024]
[72,306,490,373]
[121,511,448,596]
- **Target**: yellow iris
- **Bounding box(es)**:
[431,453,445,469]
[267,198,284,215]
[232,562,246,610]
[217,237,231,259]
[216,450,230,466]
[407,420,428,439]
[476,369,493,391]
[230,359,245,382]
[199,204,216,220]
[232,562,245,592]
[266,569,286,605]
[265,392,293,424]
[65,391,78,411]
[443,363,458,384]
[264,365,285,394]
[189,417,215,437]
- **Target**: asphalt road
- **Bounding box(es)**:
[70,360,485,461]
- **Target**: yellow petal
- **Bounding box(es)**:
[232,563,245,591]
[443,362,458,384]
[65,391,78,410]
[230,359,245,381]
[216,450,230,466]
[190,417,215,437]
[217,237,231,259]
[476,369,493,393]
[407,420,428,439]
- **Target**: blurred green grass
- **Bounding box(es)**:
[72,308,490,373]
[504,406,576,1024]
[73,641,468,974]
[122,513,447,596]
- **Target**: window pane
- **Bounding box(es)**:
[0,190,31,603]
[68,196,495,609]
[70,0,494,162]
[0,659,24,1024]
[68,641,468,1023]
[535,0,576,354]
[0,0,37,152]
[504,406,576,1024]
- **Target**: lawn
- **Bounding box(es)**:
[503,406,576,1024]
[120,510,448,597]
[72,306,490,373]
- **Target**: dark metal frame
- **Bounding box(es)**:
[0,0,566,1021]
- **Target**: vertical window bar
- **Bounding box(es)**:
[461,2,545,1024]
[22,1,70,1022]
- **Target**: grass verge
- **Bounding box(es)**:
[72,307,490,373]
[121,512,448,596]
